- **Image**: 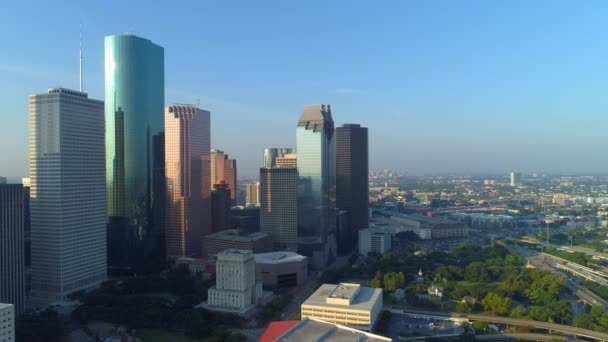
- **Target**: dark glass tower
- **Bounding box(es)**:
[296,104,337,269]
[105,34,165,273]
[336,124,369,254]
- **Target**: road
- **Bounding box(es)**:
[393,308,608,341]
[475,333,587,341]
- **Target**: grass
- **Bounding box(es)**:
[137,329,198,342]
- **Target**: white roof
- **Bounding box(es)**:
[302,284,382,311]
[254,251,306,264]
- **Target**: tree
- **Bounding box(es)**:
[456,301,471,314]
[464,262,490,282]
[371,272,383,288]
[509,305,527,319]
[481,292,511,316]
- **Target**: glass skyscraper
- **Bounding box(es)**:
[105,34,165,273]
[263,148,293,168]
[296,104,337,269]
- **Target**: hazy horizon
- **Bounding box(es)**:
[3,1,608,178]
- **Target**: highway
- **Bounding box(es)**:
[392,307,608,341]
[475,333,586,341]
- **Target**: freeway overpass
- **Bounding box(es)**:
[475,333,586,342]
[395,308,608,341]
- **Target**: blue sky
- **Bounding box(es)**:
[2,0,608,178]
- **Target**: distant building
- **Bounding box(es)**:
[385,212,467,239]
[301,283,383,332]
[202,229,273,257]
[0,177,5,184]
[165,105,211,258]
[263,148,293,168]
[358,228,391,256]
[0,185,25,314]
[260,167,298,251]
[230,206,260,233]
[0,303,14,342]
[510,172,521,187]
[245,181,260,206]
[416,269,424,283]
[211,181,232,232]
[450,213,514,230]
[30,88,106,305]
[336,124,369,254]
[205,249,262,315]
[275,153,297,168]
[211,150,237,205]
[428,284,443,299]
[254,251,307,289]
[260,317,391,342]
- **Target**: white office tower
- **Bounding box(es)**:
[510,172,521,187]
[358,228,391,256]
[0,303,14,342]
[29,88,106,306]
[206,249,262,314]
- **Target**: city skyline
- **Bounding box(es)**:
[4,1,608,179]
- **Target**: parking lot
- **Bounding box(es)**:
[386,313,464,340]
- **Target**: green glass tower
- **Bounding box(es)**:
[105,34,165,273]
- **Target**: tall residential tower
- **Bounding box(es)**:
[105,34,165,273]
[29,88,106,305]
[165,105,211,258]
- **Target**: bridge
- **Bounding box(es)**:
[394,308,608,341]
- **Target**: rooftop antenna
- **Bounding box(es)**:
[79,21,83,92]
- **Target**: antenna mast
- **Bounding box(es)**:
[79,21,83,92]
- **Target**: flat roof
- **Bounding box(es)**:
[302,284,382,311]
[254,251,306,264]
[205,229,270,242]
[328,283,360,300]
[277,317,391,341]
[0,303,13,310]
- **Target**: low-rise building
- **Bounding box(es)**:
[254,252,307,289]
[301,283,383,332]
[0,303,14,342]
[202,230,273,257]
[260,317,391,342]
[358,228,391,256]
[386,212,467,239]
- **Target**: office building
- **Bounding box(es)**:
[386,212,468,239]
[230,206,260,233]
[165,105,211,259]
[0,185,25,314]
[276,153,297,168]
[0,304,14,342]
[254,252,307,289]
[301,283,383,332]
[202,229,272,257]
[263,148,293,168]
[358,228,391,256]
[336,124,369,253]
[260,167,298,251]
[205,249,263,315]
[245,181,260,206]
[21,178,31,293]
[212,181,232,232]
[296,104,337,269]
[105,34,165,273]
[29,88,106,305]
[260,317,391,342]
[510,172,521,187]
[211,150,237,205]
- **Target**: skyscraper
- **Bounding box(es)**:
[245,181,260,206]
[263,148,293,168]
[336,124,369,254]
[0,184,25,314]
[212,181,232,232]
[105,34,165,273]
[296,104,337,269]
[510,172,521,187]
[29,88,106,305]
[165,105,211,259]
[210,150,237,205]
[276,153,297,168]
[260,166,298,251]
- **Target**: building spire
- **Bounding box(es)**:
[79,21,83,92]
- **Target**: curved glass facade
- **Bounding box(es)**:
[105,35,164,272]
[263,148,293,168]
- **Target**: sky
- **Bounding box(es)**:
[2,0,608,179]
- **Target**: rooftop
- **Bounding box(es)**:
[0,303,13,310]
[219,249,253,256]
[302,284,382,311]
[267,317,391,342]
[254,252,306,264]
[205,229,270,242]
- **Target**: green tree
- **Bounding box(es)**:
[464,262,490,282]
[509,305,527,319]
[371,272,383,288]
[481,292,511,316]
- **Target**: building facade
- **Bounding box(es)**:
[245,181,260,206]
[301,283,383,332]
[206,249,262,314]
[211,150,237,205]
[510,172,521,187]
[275,153,297,168]
[202,230,272,257]
[0,185,25,314]
[165,105,211,258]
[260,167,298,251]
[263,148,293,168]
[29,88,106,305]
[336,124,369,253]
[0,304,14,342]
[212,181,232,232]
[296,105,337,269]
[358,228,391,256]
[254,252,307,289]
[105,34,165,273]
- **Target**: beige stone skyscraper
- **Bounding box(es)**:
[165,105,211,258]
[245,181,260,206]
